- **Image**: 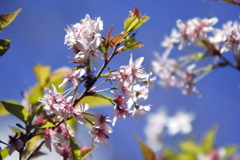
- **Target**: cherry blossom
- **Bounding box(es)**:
[166,111,195,135]
[59,68,86,88]
[220,27,240,55]
[53,143,71,160]
[144,108,167,152]
[132,104,151,119]
[111,91,131,126]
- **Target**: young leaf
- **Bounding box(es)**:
[82,112,95,129]
[224,145,238,158]
[66,117,78,131]
[1,101,29,124]
[9,126,22,135]
[124,38,143,50]
[39,121,55,128]
[28,84,43,104]
[0,39,10,57]
[133,5,141,19]
[201,126,218,153]
[162,148,177,160]
[0,147,9,160]
[109,33,128,48]
[80,146,98,160]
[78,95,112,108]
[0,8,22,31]
[69,135,81,160]
[130,16,150,31]
[33,64,50,87]
[178,139,202,154]
[135,134,156,160]
[124,17,139,33]
[0,100,12,116]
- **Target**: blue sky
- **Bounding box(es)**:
[0,1,240,159]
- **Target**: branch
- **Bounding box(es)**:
[73,44,120,106]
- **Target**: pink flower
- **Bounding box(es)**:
[59,69,86,88]
[89,113,112,147]
[220,28,240,55]
[94,113,112,133]
[53,143,71,160]
[187,17,218,41]
[89,127,109,146]
[72,103,89,124]
[128,53,147,80]
[44,127,68,152]
[175,19,189,50]
[132,105,151,119]
[111,91,130,126]
[38,84,64,115]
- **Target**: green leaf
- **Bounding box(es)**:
[99,43,106,53]
[135,134,156,160]
[82,112,95,129]
[28,84,43,104]
[0,39,10,57]
[66,117,78,131]
[194,53,207,61]
[0,100,12,116]
[124,17,139,32]
[162,148,177,160]
[9,126,22,135]
[80,146,98,160]
[179,139,202,155]
[224,145,238,158]
[0,147,9,160]
[24,135,42,155]
[1,101,29,124]
[39,121,55,128]
[130,16,150,31]
[124,38,143,50]
[175,153,195,160]
[69,135,81,160]
[79,95,112,108]
[46,67,71,92]
[0,8,22,31]
[33,64,50,87]
[201,126,218,153]
[29,105,44,124]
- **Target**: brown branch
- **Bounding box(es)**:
[73,44,120,106]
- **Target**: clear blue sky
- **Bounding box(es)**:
[0,1,240,159]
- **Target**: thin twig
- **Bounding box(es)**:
[73,44,120,106]
[25,140,45,160]
[217,53,240,71]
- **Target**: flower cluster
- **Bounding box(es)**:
[44,124,73,159]
[38,84,89,123]
[152,52,201,97]
[109,54,156,125]
[144,108,195,152]
[153,17,240,97]
[64,14,103,68]
[89,113,112,146]
[3,7,153,159]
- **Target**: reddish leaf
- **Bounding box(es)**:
[134,5,141,19]
[109,33,128,48]
[135,134,156,160]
